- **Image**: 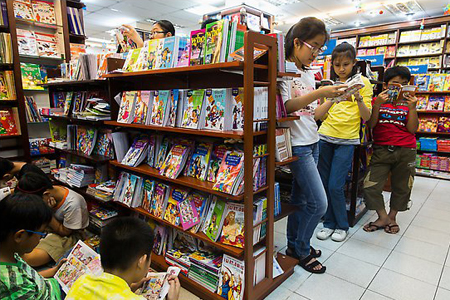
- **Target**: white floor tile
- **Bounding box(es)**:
[310,233,345,252]
[351,226,401,250]
[360,290,394,300]
[323,252,379,288]
[435,288,450,300]
[287,293,310,300]
[394,236,448,265]
[411,215,450,234]
[265,285,294,300]
[368,268,436,300]
[383,251,442,285]
[438,266,450,290]
[275,217,288,234]
[417,207,450,223]
[279,265,312,292]
[275,232,288,251]
[336,238,391,266]
[296,273,365,300]
[422,199,450,212]
[403,224,450,247]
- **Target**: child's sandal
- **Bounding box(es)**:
[298,254,326,274]
[310,246,321,258]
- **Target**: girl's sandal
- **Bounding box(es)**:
[310,246,321,258]
[298,254,326,274]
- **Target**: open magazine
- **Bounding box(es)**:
[386,83,417,103]
[321,73,365,103]
[136,266,181,300]
[54,240,103,293]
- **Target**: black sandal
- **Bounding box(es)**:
[363,222,385,232]
[298,254,326,274]
[310,246,321,258]
[384,224,400,234]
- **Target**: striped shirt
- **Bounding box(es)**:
[0,253,61,300]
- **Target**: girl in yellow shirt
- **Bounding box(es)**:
[315,42,373,242]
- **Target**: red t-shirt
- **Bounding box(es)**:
[372,101,416,148]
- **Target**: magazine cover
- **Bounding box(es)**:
[204,198,226,242]
[147,39,161,70]
[146,134,157,168]
[213,150,244,194]
[156,37,176,69]
[150,182,169,218]
[121,174,139,206]
[13,0,34,21]
[207,144,232,182]
[166,89,179,127]
[187,142,213,181]
[189,29,206,66]
[188,192,209,233]
[152,225,168,255]
[32,0,56,24]
[141,179,156,212]
[117,91,136,123]
[203,88,227,131]
[155,136,171,170]
[176,37,190,67]
[134,40,149,71]
[204,20,224,64]
[77,126,98,155]
[159,144,189,179]
[219,202,245,248]
[133,91,150,124]
[181,89,205,129]
[63,91,73,115]
[16,29,38,56]
[123,48,141,72]
[229,87,244,131]
[164,187,189,226]
[217,254,245,300]
[137,266,181,300]
[54,240,103,294]
[121,136,150,167]
[151,90,170,126]
[178,197,200,231]
[93,129,114,158]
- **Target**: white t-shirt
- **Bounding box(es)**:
[54,188,89,230]
[279,69,319,146]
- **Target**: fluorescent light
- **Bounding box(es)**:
[87,37,115,44]
[103,17,137,28]
[110,8,119,12]
[184,5,218,15]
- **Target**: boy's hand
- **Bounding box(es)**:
[319,84,348,99]
[39,258,67,278]
[167,275,181,300]
[354,93,363,103]
[130,275,150,292]
[374,90,389,107]
[404,93,418,109]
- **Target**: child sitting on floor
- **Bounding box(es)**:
[66,216,180,300]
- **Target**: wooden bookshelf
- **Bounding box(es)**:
[274,203,298,222]
[417,111,450,114]
[417,149,450,155]
[42,115,107,125]
[417,131,450,136]
[277,116,300,122]
[49,146,111,163]
[275,156,299,166]
[357,42,397,49]
[416,91,450,94]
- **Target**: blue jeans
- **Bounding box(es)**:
[318,140,355,231]
[287,143,328,257]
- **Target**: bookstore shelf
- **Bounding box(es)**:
[416,169,450,180]
[69,33,86,39]
[275,156,299,166]
[278,116,300,122]
[0,63,14,69]
[417,132,450,136]
[42,115,107,124]
[396,52,444,59]
[357,43,397,49]
[0,25,8,33]
[15,18,62,30]
[397,38,444,45]
[277,72,301,78]
[41,79,107,87]
[49,146,111,163]
[417,149,450,155]
[0,135,21,140]
[0,100,18,106]
[418,111,450,114]
[416,91,450,94]
[50,176,106,204]
[109,159,263,201]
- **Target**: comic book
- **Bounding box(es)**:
[32,0,56,24]
[117,91,136,123]
[226,87,244,131]
[204,20,224,64]
[178,196,200,231]
[150,182,170,218]
[189,29,206,66]
[207,144,232,182]
[136,267,181,300]
[166,89,179,127]
[147,39,161,70]
[141,179,156,212]
[134,40,149,71]
[427,96,445,111]
[202,88,227,131]
[146,134,157,168]
[155,36,177,69]
[16,29,38,56]
[416,95,429,111]
[13,0,34,21]
[159,144,190,179]
[150,90,171,126]
[444,96,450,112]
[63,91,73,116]
[176,37,190,67]
[181,89,205,129]
[188,192,210,233]
[0,108,19,136]
[152,225,168,255]
[219,202,245,248]
[203,198,226,242]
[71,91,85,115]
[155,136,171,170]
[54,240,103,294]
[20,63,43,90]
[93,129,114,158]
[76,126,98,155]
[213,150,244,194]
[217,254,244,300]
[121,135,150,167]
[119,174,139,206]
[187,142,213,181]
[133,91,151,124]
[35,32,59,58]
[123,48,141,72]
[164,187,189,226]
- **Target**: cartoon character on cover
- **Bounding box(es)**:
[219,269,232,299]
[221,211,240,244]
[161,47,172,68]
[191,109,199,126]
[208,213,218,235]
[218,167,232,190]
[120,97,130,121]
[232,274,242,300]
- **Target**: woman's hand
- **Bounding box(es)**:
[121,24,144,48]
[318,84,348,99]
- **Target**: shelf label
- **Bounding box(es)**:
[406,64,428,74]
[357,54,384,66]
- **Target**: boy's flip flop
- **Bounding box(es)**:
[363,222,385,232]
[384,224,400,234]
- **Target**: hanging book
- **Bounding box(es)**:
[186,142,213,181]
[181,89,205,129]
[121,136,150,167]
[164,187,189,226]
[159,144,190,179]
[189,29,206,66]
[178,196,200,231]
[219,202,244,248]
[150,182,170,218]
[117,91,136,124]
[141,179,156,213]
[13,0,34,21]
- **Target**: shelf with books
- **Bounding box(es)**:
[416,131,450,136]
[0,134,21,140]
[277,116,300,122]
[50,175,102,204]
[416,91,450,94]
[417,111,450,114]
[398,38,444,45]
[49,146,111,163]
[275,156,299,166]
[357,43,397,49]
[396,52,443,59]
[40,79,107,87]
[15,18,62,30]
[0,25,8,33]
[109,159,263,201]
[416,169,450,180]
[42,115,107,125]
[417,149,450,155]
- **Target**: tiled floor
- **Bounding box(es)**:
[266,176,450,300]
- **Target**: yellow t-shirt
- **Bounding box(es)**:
[65,272,145,300]
[318,76,373,140]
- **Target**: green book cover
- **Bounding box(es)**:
[204,20,223,64]
[181,89,205,129]
[205,199,225,242]
[20,63,43,90]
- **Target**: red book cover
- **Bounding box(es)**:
[0,109,18,136]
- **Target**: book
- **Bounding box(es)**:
[16,29,38,56]
[156,36,178,69]
[134,41,149,71]
[204,20,224,64]
[20,62,43,90]
[217,254,244,300]
[213,150,244,195]
[93,129,114,158]
[66,7,84,35]
[63,91,73,116]
[416,95,429,111]
[219,202,244,248]
[123,48,141,72]
[189,29,206,66]
[136,267,181,300]
[229,46,268,62]
[155,136,171,170]
[121,136,150,167]
[133,91,151,124]
[35,32,58,58]
[0,71,15,101]
[150,90,171,126]
[427,96,445,111]
[164,187,189,226]
[444,96,450,112]
[32,0,56,24]
[76,126,97,156]
[141,179,156,212]
[385,84,417,103]
[187,142,213,181]
[176,37,190,67]
[414,74,430,91]
[54,240,103,294]
[207,144,232,182]
[150,182,170,218]
[324,73,365,103]
[166,89,179,127]
[226,87,244,131]
[202,88,227,131]
[147,39,161,70]
[13,0,34,20]
[188,192,210,233]
[117,91,136,123]
[159,144,190,179]
[203,198,226,242]
[178,195,200,231]
[181,89,205,129]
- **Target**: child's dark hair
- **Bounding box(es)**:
[155,20,175,36]
[0,193,53,241]
[17,172,53,197]
[383,66,411,84]
[201,18,216,30]
[330,42,358,80]
[0,157,14,179]
[285,17,329,61]
[100,217,154,271]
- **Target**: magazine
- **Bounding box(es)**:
[137,266,181,300]
[178,196,200,231]
[217,254,244,300]
[219,202,245,248]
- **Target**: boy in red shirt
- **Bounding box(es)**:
[363,66,418,234]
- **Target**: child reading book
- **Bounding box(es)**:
[65,217,181,300]
[363,66,418,235]
[0,157,47,188]
[17,173,89,267]
[0,193,65,299]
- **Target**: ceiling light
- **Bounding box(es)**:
[322,16,343,26]
[110,8,119,12]
[265,0,301,6]
[383,1,423,15]
[184,5,218,15]
[87,37,115,44]
[355,21,361,27]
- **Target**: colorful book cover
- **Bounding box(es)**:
[156,37,176,69]
[187,142,213,181]
[121,136,150,167]
[63,91,73,116]
[204,20,224,64]
[427,96,445,111]
[35,32,59,58]
[438,116,450,133]
[141,179,155,212]
[176,37,190,67]
[16,29,38,56]
[150,90,170,126]
[32,0,56,24]
[123,48,141,72]
[203,88,227,131]
[150,182,169,218]
[187,191,209,233]
[0,108,19,136]
[189,29,206,66]
[213,150,244,194]
[207,144,231,182]
[13,0,34,20]
[219,202,244,248]
[20,63,43,90]
[204,198,226,242]
[217,254,244,300]
[77,126,97,155]
[121,174,138,207]
[93,129,114,158]
[230,87,244,131]
[152,225,167,255]
[134,40,149,71]
[133,91,149,124]
[166,89,179,127]
[181,89,205,129]
[146,134,157,168]
[117,91,136,123]
[137,267,181,300]
[159,144,189,179]
[0,71,15,100]
[178,197,200,231]
[164,187,189,226]
[71,92,84,114]
[155,136,170,170]
[444,96,450,112]
[147,39,161,70]
[416,95,429,111]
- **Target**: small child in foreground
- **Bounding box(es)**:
[65,216,180,300]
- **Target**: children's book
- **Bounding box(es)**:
[213,150,244,194]
[155,136,171,170]
[71,91,85,115]
[141,179,156,212]
[16,29,38,56]
[166,89,179,127]
[444,96,450,112]
[226,87,244,131]
[207,144,232,182]
[35,32,58,58]
[13,0,34,21]
[117,91,136,123]
[32,0,56,24]
[188,192,209,233]
[159,144,190,179]
[189,29,206,66]
[54,240,103,294]
[229,46,268,62]
[176,37,190,67]
[217,254,245,300]
[76,126,98,155]
[164,187,189,226]
[414,74,430,91]
[219,202,245,248]
[123,48,141,72]
[136,267,181,300]
[181,89,205,129]
[63,91,73,116]
[203,198,226,242]
[153,225,168,255]
[121,136,150,167]
[178,195,200,231]
[147,39,161,70]
[150,90,171,126]
[21,62,43,90]
[427,96,445,111]
[134,40,149,71]
[204,20,224,64]
[156,37,178,69]
[202,88,227,131]
[133,91,151,124]
[93,129,114,158]
[120,174,139,206]
[386,84,417,103]
[0,108,19,136]
[416,95,429,111]
[150,182,170,218]
[146,134,157,168]
[187,142,213,181]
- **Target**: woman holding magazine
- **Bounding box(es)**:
[121,20,175,48]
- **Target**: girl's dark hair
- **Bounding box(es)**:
[330,42,358,80]
[17,172,53,197]
[155,20,175,36]
[285,17,329,60]
[0,193,53,241]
